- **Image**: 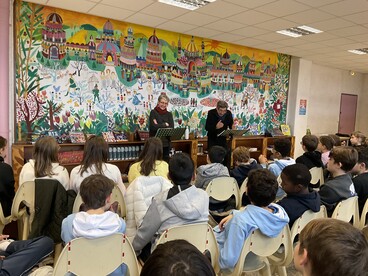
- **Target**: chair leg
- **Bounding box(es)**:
[54,243,63,264]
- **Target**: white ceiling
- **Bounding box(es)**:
[26,0,368,73]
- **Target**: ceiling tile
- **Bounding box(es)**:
[88,4,135,21]
[46,0,97,13]
[300,32,339,42]
[311,18,355,31]
[253,32,290,42]
[293,42,326,50]
[222,0,278,9]
[348,33,368,43]
[204,19,245,32]
[209,32,244,42]
[156,21,197,34]
[230,10,276,25]
[124,13,168,28]
[295,0,344,8]
[320,37,357,46]
[343,11,368,25]
[276,38,309,46]
[283,9,335,25]
[254,0,312,17]
[329,25,368,37]
[100,0,153,11]
[230,26,269,37]
[257,18,298,31]
[235,37,269,48]
[318,0,368,16]
[174,12,220,26]
[196,0,248,18]
[184,27,222,38]
[139,2,190,20]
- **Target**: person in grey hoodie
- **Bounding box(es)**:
[195,145,229,190]
[132,153,209,256]
[61,174,126,276]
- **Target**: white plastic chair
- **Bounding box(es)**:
[331,196,359,228]
[0,204,12,234]
[359,198,368,229]
[206,177,240,209]
[11,181,35,240]
[309,167,324,189]
[73,185,126,218]
[239,177,248,203]
[290,207,327,244]
[155,223,220,273]
[53,233,139,276]
[222,225,293,276]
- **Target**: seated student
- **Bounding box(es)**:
[62,174,126,275]
[230,146,261,187]
[195,145,229,190]
[259,138,295,178]
[140,239,215,276]
[351,145,368,214]
[350,131,366,147]
[329,134,342,147]
[294,218,368,276]
[128,137,169,184]
[0,234,53,276]
[215,169,289,271]
[0,136,15,217]
[277,164,321,227]
[19,136,69,189]
[70,136,125,194]
[296,135,324,169]
[319,146,358,215]
[317,135,334,166]
[132,153,209,257]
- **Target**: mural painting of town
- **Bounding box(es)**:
[15,1,291,142]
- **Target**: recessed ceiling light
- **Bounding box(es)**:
[348,48,368,55]
[158,0,216,10]
[276,25,323,38]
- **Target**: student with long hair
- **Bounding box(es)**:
[19,136,69,189]
[69,136,125,194]
[128,137,169,183]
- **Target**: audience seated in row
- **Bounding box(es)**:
[132,153,209,261]
[350,130,366,147]
[317,135,334,167]
[140,239,215,276]
[19,136,69,189]
[319,146,357,215]
[214,169,289,272]
[294,218,368,276]
[296,135,323,170]
[0,136,15,217]
[62,174,127,275]
[70,136,125,194]
[127,137,169,184]
[195,145,229,190]
[278,164,321,227]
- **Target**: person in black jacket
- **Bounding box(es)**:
[205,100,233,168]
[278,164,321,227]
[149,94,174,162]
[0,136,15,217]
[296,135,324,169]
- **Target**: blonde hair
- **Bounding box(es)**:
[232,146,250,163]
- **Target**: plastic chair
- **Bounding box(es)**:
[222,225,293,276]
[206,177,240,210]
[359,198,368,229]
[290,207,327,244]
[239,177,248,202]
[331,196,359,228]
[0,204,12,234]
[309,167,324,189]
[73,185,127,218]
[53,233,139,276]
[155,223,220,273]
[11,181,35,240]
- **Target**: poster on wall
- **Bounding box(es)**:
[299,99,307,115]
[14,1,291,142]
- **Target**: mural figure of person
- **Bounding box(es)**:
[92,84,100,103]
[65,73,77,96]
[205,100,233,168]
[149,94,174,162]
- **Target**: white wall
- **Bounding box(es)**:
[288,58,368,158]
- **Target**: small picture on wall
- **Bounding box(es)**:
[299,99,307,115]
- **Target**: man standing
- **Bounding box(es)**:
[205,100,233,168]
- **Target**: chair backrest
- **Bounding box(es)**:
[11,181,35,239]
[309,167,324,189]
[331,196,359,228]
[73,185,127,218]
[230,225,292,276]
[290,208,327,243]
[359,198,368,230]
[53,233,139,276]
[155,223,220,272]
[239,178,248,202]
[206,177,240,209]
[0,204,12,234]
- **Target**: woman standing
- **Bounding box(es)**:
[149,94,174,162]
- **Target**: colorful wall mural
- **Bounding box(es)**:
[15,0,291,142]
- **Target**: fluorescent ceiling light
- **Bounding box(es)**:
[348,49,368,55]
[277,25,323,38]
[158,0,216,10]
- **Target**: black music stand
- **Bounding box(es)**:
[217,129,248,137]
[155,128,186,141]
